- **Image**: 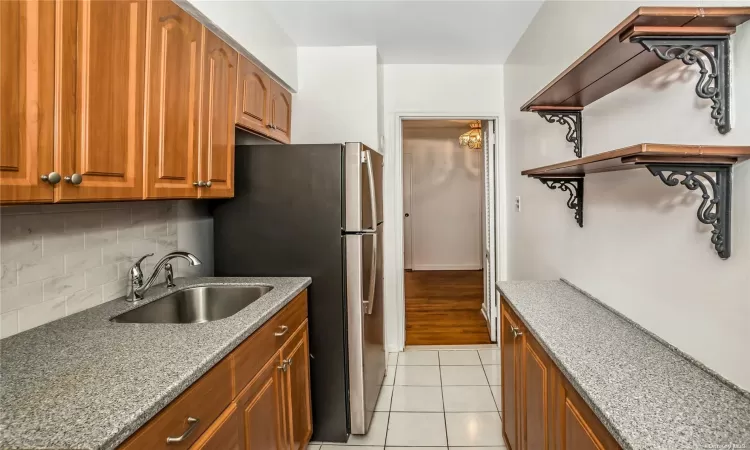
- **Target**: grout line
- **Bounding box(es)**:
[384,361,396,448]
[438,350,449,447]
[479,360,500,413]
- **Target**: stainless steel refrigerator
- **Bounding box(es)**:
[211,142,385,442]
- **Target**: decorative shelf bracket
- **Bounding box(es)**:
[536,110,582,158]
[537,177,584,227]
[632,36,731,134]
[646,164,732,259]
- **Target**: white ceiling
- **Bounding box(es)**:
[258,1,544,64]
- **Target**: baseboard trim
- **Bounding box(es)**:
[410,264,482,271]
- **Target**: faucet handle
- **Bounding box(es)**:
[129,253,154,285]
[164,263,175,288]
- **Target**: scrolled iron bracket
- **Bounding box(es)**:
[537,177,584,227]
[536,110,582,158]
[646,164,732,259]
[632,36,731,134]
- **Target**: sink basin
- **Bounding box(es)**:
[111,285,273,324]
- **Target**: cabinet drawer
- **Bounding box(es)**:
[119,358,232,450]
[233,290,308,393]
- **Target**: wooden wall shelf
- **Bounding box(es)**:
[523,144,749,259]
[521,7,750,135]
[522,144,750,177]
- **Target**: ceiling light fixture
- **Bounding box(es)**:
[459,121,482,150]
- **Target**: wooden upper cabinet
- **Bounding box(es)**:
[144,0,202,199]
[238,350,288,450]
[0,0,55,204]
[55,0,146,202]
[281,322,313,450]
[522,329,555,450]
[268,80,292,144]
[199,29,236,198]
[235,55,271,136]
[501,301,522,450]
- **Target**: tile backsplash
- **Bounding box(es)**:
[0,201,213,338]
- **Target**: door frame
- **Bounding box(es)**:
[390,113,507,350]
[402,153,413,271]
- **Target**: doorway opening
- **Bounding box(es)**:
[400,118,498,346]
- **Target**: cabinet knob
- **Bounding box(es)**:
[204,181,212,188]
[193,181,207,187]
[278,361,288,372]
[267,123,277,130]
[511,325,523,339]
[64,173,83,185]
[40,172,62,185]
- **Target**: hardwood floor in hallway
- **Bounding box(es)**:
[405,270,491,346]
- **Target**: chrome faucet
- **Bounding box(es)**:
[128,251,202,302]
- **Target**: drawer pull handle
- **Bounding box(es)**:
[166,416,199,444]
[274,325,289,337]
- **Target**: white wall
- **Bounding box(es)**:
[404,127,483,270]
[182,0,298,90]
[382,64,505,350]
[504,1,750,389]
[292,46,379,150]
[0,201,213,338]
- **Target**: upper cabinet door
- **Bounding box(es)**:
[199,29,237,199]
[235,55,271,136]
[56,0,146,202]
[268,80,292,144]
[0,0,55,204]
[144,1,202,199]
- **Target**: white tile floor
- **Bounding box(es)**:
[308,346,506,450]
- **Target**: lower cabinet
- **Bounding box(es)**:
[501,305,522,450]
[119,290,312,450]
[190,403,242,450]
[554,371,621,450]
[281,322,313,450]
[237,349,288,450]
[521,324,555,450]
[500,297,620,450]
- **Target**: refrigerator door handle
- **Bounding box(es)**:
[365,233,377,315]
[364,149,378,230]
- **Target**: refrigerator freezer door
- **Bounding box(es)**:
[345,143,383,232]
[346,222,386,435]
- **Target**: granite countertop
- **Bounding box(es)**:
[0,276,311,450]
[497,280,750,450]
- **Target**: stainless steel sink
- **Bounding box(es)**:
[111,285,273,324]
